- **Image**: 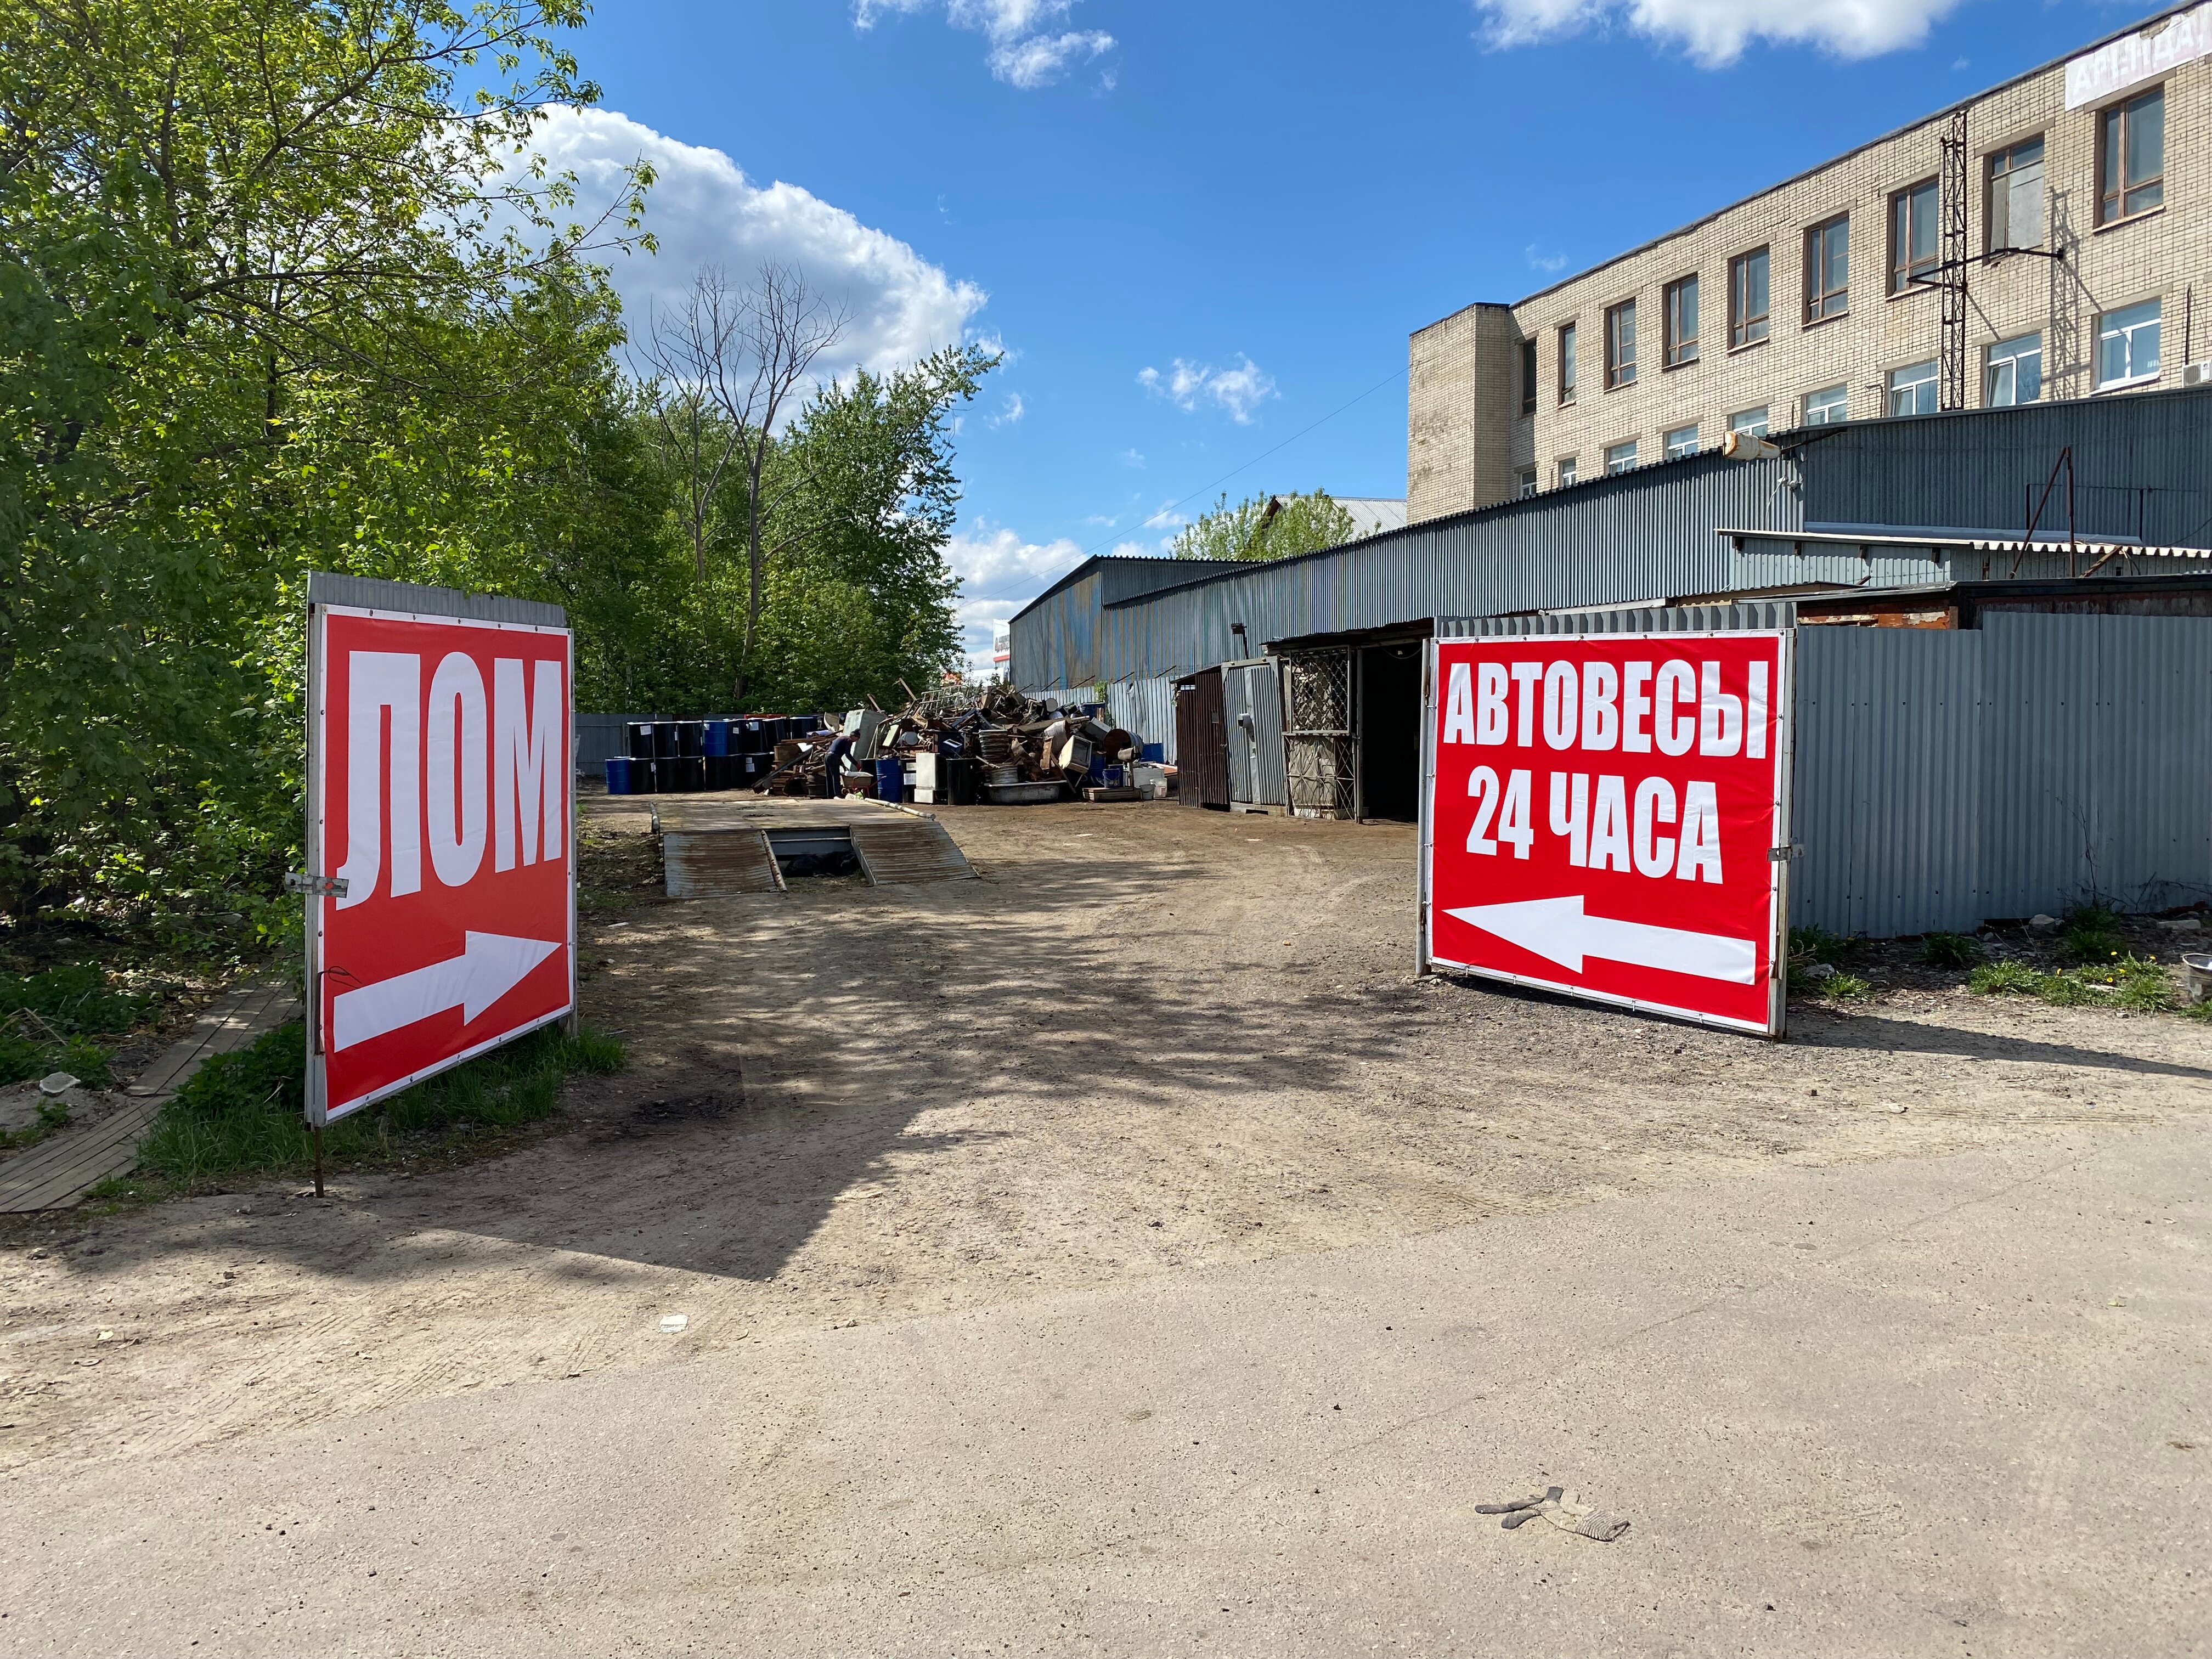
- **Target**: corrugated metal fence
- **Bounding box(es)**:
[576,713,651,777]
[1447,607,2212,933]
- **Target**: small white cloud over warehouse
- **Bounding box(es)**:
[529,106,988,373]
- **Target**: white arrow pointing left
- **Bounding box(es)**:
[331,932,562,1052]
[1446,895,1757,985]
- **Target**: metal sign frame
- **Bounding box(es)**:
[1418,627,1796,1040]
[304,595,577,1128]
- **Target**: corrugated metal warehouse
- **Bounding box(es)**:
[1012,388,2212,933]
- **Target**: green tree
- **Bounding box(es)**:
[0,0,646,928]
[1169,490,1361,562]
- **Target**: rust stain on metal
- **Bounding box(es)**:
[849,819,977,886]
[664,829,783,899]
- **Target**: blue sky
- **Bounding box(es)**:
[551,1,2166,663]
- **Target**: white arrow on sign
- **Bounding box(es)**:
[331,932,562,1052]
[1445,895,1757,985]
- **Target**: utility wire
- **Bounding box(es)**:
[1076,362,1409,560]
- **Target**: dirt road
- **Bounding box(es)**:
[3,800,2205,1480]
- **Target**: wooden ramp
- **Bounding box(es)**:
[0,979,300,1214]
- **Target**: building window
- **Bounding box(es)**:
[2097,299,2162,388]
[1604,439,1638,475]
[1986,332,2042,407]
[1663,275,1699,368]
[1520,337,1538,417]
[1604,300,1637,388]
[1516,466,1538,499]
[1556,456,1577,488]
[1803,384,1848,426]
[1729,248,1769,349]
[1887,359,1940,416]
[2098,86,2164,224]
[1558,322,1578,406]
[1988,138,2045,251]
[1804,215,1849,323]
[1890,178,1940,294]
[1728,406,1770,438]
[1663,422,1700,459]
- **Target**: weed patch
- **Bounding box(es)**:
[1918,932,1983,968]
[132,1019,625,1191]
[1968,960,2041,995]
[1820,973,1875,1002]
[0,964,163,1086]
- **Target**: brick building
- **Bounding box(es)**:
[1408,3,2212,523]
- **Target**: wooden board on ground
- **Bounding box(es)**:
[0,979,301,1213]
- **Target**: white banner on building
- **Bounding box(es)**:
[2067,4,2212,109]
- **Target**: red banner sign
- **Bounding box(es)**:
[308,603,574,1123]
[1420,630,1793,1036]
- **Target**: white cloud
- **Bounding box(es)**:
[854,0,1116,87]
[529,106,986,373]
[1119,448,1145,468]
[1137,355,1278,424]
[1526,244,1568,273]
[1472,0,1966,66]
[986,392,1026,428]
[957,596,1024,676]
[945,524,1086,593]
[988,30,1116,87]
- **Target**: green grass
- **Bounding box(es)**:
[1968,960,2042,995]
[1819,972,1875,1002]
[1918,932,1983,967]
[0,963,161,1086]
[1968,952,2176,1012]
[129,1019,625,1191]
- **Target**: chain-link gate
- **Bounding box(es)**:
[1281,648,1355,819]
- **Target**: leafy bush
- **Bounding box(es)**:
[137,1019,625,1188]
[1918,932,1983,967]
[1969,960,2042,995]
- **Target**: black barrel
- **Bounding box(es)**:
[676,720,705,757]
[626,721,656,761]
[651,720,680,759]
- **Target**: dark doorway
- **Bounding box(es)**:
[1359,643,1423,822]
[1175,668,1230,810]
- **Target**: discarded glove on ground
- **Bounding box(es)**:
[1474,1486,1631,1543]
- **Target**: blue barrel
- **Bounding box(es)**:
[875,757,905,803]
[1141,742,1164,763]
[605,757,636,795]
[703,719,731,757]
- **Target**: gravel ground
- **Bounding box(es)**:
[2,797,2207,1475]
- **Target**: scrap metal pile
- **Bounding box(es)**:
[763,685,1164,805]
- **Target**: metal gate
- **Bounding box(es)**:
[1281,648,1355,819]
[1222,658,1288,810]
[1175,668,1229,809]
